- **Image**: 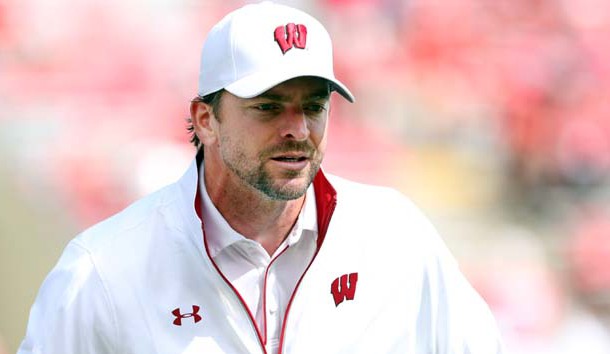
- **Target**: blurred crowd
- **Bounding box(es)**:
[1,0,610,353]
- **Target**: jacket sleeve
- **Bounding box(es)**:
[18,240,118,354]
[422,236,505,354]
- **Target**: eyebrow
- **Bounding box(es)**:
[256,89,331,102]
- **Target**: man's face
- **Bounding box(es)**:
[208,76,330,200]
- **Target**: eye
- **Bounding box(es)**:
[304,103,327,114]
[253,103,281,112]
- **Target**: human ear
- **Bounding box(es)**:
[190,101,218,145]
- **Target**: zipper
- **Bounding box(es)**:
[195,179,267,354]
[277,194,337,353]
[202,226,269,354]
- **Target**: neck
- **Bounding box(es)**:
[203,165,305,256]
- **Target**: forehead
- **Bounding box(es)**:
[259,76,331,99]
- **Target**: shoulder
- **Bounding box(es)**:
[327,173,408,206]
[74,182,180,253]
[49,181,189,300]
[324,173,445,255]
[19,183,185,353]
[19,240,119,353]
[326,173,434,229]
[38,182,181,309]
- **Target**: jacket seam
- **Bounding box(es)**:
[71,240,121,354]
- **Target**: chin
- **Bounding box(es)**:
[260,177,310,201]
[275,181,310,199]
[255,162,319,200]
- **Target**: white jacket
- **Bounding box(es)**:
[19,154,504,353]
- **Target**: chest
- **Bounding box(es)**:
[107,234,427,354]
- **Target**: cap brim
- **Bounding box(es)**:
[224,69,355,103]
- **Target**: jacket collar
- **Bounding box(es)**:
[182,150,337,250]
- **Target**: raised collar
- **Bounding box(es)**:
[198,160,318,258]
[184,150,337,252]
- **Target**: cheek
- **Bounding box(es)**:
[220,127,264,158]
[317,133,328,157]
[311,118,328,151]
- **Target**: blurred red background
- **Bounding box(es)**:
[1,0,610,353]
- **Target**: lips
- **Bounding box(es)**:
[271,155,308,162]
[269,151,310,162]
[268,152,311,170]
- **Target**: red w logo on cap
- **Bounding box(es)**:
[274,23,307,54]
[330,273,358,307]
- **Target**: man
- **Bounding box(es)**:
[19,2,504,353]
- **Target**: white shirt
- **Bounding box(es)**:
[199,166,318,354]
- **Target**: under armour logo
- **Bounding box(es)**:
[172,305,202,326]
[274,23,307,54]
[330,273,358,307]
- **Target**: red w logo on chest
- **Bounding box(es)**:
[330,273,358,307]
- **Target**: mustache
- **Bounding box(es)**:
[263,141,316,156]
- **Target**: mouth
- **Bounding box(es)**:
[270,155,309,162]
[269,152,311,170]
[270,150,311,161]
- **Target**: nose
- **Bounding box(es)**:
[280,108,309,141]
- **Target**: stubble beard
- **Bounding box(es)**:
[221,139,322,201]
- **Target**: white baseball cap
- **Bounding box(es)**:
[197,1,354,102]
